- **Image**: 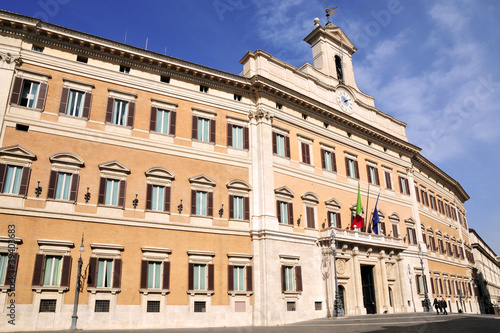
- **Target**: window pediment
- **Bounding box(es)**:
[145,167,175,180]
[189,174,216,186]
[0,144,36,160]
[49,152,84,167]
[404,217,416,226]
[325,198,341,209]
[274,186,294,198]
[226,179,251,191]
[98,160,131,174]
[377,209,386,219]
[301,192,319,204]
[389,213,400,222]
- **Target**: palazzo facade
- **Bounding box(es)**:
[0,11,480,331]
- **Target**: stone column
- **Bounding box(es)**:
[379,250,390,313]
[396,255,408,313]
[0,49,22,141]
[351,247,364,314]
[248,104,277,326]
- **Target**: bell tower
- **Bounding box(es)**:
[303,11,358,88]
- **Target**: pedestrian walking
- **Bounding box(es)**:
[441,299,448,315]
[433,298,440,314]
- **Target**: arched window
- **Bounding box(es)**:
[335,55,344,83]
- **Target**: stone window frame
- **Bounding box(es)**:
[0,145,36,198]
[275,186,294,226]
[279,255,302,297]
[0,236,22,290]
[325,198,342,229]
[227,253,253,297]
[87,243,124,295]
[388,213,401,238]
[297,134,314,166]
[144,167,175,213]
[187,250,215,298]
[301,192,319,230]
[139,247,172,295]
[189,174,216,218]
[10,67,51,111]
[46,152,85,203]
[97,160,131,209]
[404,217,417,245]
[226,179,251,222]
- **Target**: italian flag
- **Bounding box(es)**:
[351,184,364,230]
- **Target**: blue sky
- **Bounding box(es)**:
[2,0,499,254]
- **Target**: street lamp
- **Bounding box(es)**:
[331,230,345,317]
[418,243,431,312]
[407,264,416,312]
[70,233,85,329]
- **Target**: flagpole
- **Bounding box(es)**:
[364,183,370,230]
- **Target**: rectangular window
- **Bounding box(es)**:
[194,301,206,312]
[407,227,417,245]
[421,189,429,206]
[76,55,88,63]
[399,176,410,195]
[385,171,392,190]
[20,80,40,108]
[367,165,380,185]
[32,45,44,52]
[199,85,208,93]
[95,300,110,312]
[328,211,341,228]
[285,266,294,291]
[233,196,244,220]
[156,109,170,134]
[232,125,243,149]
[287,301,296,311]
[275,133,285,156]
[275,103,282,110]
[0,253,7,284]
[39,299,57,313]
[416,275,423,294]
[438,199,444,214]
[196,191,207,216]
[193,264,206,290]
[430,194,437,210]
[2,165,23,194]
[391,224,399,238]
[300,142,311,164]
[42,256,62,286]
[160,75,170,83]
[147,261,162,289]
[277,201,288,224]
[321,149,337,172]
[234,94,242,101]
[306,206,315,229]
[151,185,165,211]
[233,266,245,291]
[112,100,129,126]
[65,90,85,117]
[315,302,322,310]
[147,300,160,313]
[197,117,210,142]
[55,173,72,200]
[97,259,113,288]
[105,179,120,206]
[345,158,359,179]
[119,65,130,73]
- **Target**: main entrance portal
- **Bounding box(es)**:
[361,265,376,314]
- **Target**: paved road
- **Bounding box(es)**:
[11,313,500,333]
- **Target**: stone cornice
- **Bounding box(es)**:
[412,154,469,203]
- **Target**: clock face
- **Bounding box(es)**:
[336,90,353,113]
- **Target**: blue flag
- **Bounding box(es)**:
[372,193,380,235]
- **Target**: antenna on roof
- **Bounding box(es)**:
[124,29,127,43]
[164,47,167,55]
[145,38,148,50]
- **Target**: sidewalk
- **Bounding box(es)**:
[9,312,498,333]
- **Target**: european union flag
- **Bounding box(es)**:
[372,193,380,235]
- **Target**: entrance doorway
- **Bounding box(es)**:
[361,265,376,314]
